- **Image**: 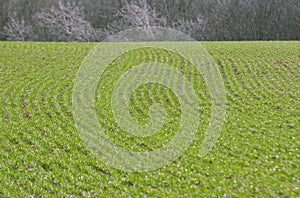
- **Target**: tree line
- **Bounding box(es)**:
[0,0,299,41]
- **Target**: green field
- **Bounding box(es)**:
[0,41,299,197]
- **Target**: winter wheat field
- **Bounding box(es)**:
[0,41,299,197]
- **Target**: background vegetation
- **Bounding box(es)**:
[0,0,299,41]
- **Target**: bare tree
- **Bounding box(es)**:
[172,15,208,40]
[34,0,102,42]
[111,0,166,31]
[2,12,34,41]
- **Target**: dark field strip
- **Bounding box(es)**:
[0,42,299,197]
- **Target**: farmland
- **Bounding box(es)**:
[0,41,299,197]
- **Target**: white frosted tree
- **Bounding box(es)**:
[2,12,34,41]
[112,0,166,31]
[34,0,103,42]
